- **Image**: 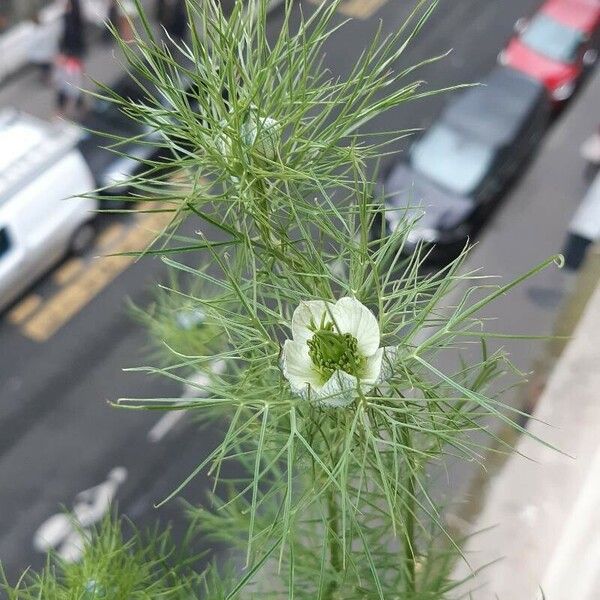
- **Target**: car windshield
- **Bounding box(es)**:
[410,124,494,196]
[521,13,584,63]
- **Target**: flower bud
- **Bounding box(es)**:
[82,580,107,599]
[241,114,280,160]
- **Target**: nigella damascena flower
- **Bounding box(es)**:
[280,297,396,408]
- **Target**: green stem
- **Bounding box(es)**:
[322,416,344,600]
[400,422,417,592]
[325,485,342,600]
[251,177,331,297]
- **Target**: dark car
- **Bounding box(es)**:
[77,67,217,203]
[77,75,165,200]
[79,70,230,203]
[381,67,550,259]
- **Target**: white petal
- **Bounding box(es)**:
[331,297,380,356]
[280,340,322,394]
[291,300,334,344]
[311,370,358,408]
[362,347,384,384]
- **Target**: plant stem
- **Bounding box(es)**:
[325,485,342,600]
[251,176,331,297]
[401,422,417,592]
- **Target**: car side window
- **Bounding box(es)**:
[484,145,517,201]
[477,153,503,198]
[0,227,11,258]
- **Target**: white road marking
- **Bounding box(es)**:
[147,360,226,443]
[33,467,127,562]
[147,410,188,443]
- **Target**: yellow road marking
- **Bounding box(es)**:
[340,0,389,19]
[21,210,173,342]
[95,222,126,250]
[6,294,43,325]
[22,255,131,342]
[306,0,389,19]
[53,258,84,286]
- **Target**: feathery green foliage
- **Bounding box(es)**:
[1,516,201,599]
[3,0,561,598]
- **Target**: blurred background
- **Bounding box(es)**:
[1,0,599,597]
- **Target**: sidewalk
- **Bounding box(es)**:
[447,68,600,598]
[452,269,600,599]
[0,23,133,121]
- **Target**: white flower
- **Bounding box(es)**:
[280,297,396,408]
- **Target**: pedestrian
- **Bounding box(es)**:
[28,10,62,84]
[60,0,86,59]
[581,124,600,182]
[54,0,87,118]
[53,52,85,118]
[107,0,135,43]
[0,0,9,34]
[156,0,187,44]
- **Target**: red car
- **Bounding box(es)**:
[500,0,600,103]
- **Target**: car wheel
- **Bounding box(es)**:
[69,222,95,256]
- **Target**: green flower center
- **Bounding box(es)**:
[307,322,364,381]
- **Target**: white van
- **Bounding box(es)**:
[0,110,97,312]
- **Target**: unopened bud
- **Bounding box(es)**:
[241,114,280,159]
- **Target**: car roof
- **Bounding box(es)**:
[441,66,546,148]
[541,0,600,33]
[0,110,81,208]
[0,115,46,173]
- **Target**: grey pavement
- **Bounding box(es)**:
[0,33,123,119]
[452,280,600,600]
[0,0,577,583]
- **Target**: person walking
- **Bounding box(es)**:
[0,0,10,34]
[54,0,87,117]
[60,0,86,58]
[107,0,134,43]
[53,52,85,117]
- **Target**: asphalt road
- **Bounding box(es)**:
[0,0,578,582]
